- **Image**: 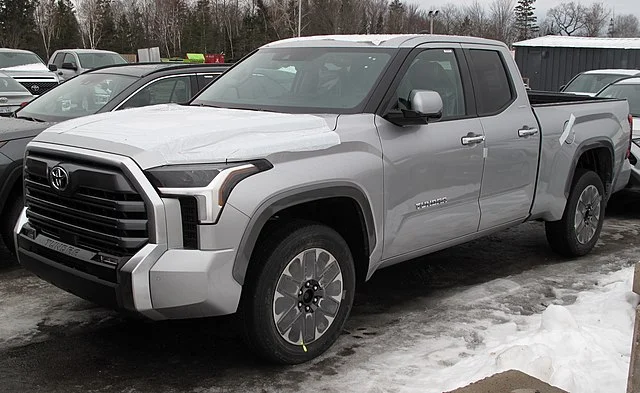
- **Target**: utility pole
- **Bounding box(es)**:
[428,10,440,34]
[298,0,302,37]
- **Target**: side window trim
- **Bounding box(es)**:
[462,48,516,117]
[115,74,194,110]
[376,45,474,122]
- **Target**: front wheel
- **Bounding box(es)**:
[241,221,356,364]
[545,169,605,257]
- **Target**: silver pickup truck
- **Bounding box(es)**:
[15,35,632,364]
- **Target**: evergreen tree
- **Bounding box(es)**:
[514,0,538,41]
[387,0,404,33]
[0,0,37,49]
[52,0,80,50]
[98,0,117,51]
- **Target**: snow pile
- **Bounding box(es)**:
[317,266,639,393]
[429,267,639,393]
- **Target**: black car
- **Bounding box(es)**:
[0,62,230,254]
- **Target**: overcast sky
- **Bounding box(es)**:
[413,0,640,22]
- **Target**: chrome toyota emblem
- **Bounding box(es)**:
[31,85,40,93]
[49,166,69,191]
[0,97,7,104]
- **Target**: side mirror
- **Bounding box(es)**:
[385,90,443,126]
[62,62,77,71]
[48,64,57,72]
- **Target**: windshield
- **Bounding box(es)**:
[193,47,394,112]
[564,73,628,94]
[77,53,127,69]
[0,75,30,93]
[597,83,640,117]
[17,72,136,122]
[0,51,44,68]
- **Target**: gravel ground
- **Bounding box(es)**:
[1,191,639,393]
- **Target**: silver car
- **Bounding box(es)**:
[0,71,33,116]
[47,49,128,82]
[597,77,640,187]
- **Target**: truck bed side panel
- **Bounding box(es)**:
[530,99,629,221]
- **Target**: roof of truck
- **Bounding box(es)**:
[54,49,120,54]
[87,62,231,78]
[514,36,640,49]
[0,48,38,54]
[582,69,640,76]
[263,34,505,49]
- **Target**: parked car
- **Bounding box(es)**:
[0,71,33,116]
[597,77,640,187]
[560,69,640,96]
[15,35,632,364]
[0,62,229,253]
[48,49,128,82]
[0,48,59,95]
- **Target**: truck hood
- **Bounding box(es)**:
[0,117,52,141]
[0,63,49,72]
[36,104,341,168]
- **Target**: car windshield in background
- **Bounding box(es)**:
[0,52,44,68]
[193,47,394,112]
[0,75,30,93]
[598,83,640,117]
[16,72,136,122]
[77,53,128,69]
[564,73,627,94]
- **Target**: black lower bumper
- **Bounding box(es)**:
[18,234,121,309]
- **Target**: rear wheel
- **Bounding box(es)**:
[1,189,23,256]
[242,221,355,364]
[545,169,605,257]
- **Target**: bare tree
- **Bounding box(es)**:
[583,2,610,37]
[489,0,515,44]
[438,4,464,35]
[464,1,488,38]
[546,1,586,36]
[610,14,640,38]
[33,0,58,58]
[77,0,104,48]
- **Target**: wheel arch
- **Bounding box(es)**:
[232,183,376,285]
[564,138,614,200]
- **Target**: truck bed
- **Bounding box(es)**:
[528,90,615,106]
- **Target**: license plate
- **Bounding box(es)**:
[34,235,96,260]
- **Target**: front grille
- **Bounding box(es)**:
[17,81,58,95]
[24,153,149,259]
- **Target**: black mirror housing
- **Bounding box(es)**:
[48,64,57,72]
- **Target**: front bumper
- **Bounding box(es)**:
[15,206,245,320]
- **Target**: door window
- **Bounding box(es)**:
[52,53,64,68]
[122,76,192,109]
[394,49,466,119]
[466,49,514,116]
[196,73,221,90]
[63,53,77,68]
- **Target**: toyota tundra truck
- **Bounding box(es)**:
[15,35,632,364]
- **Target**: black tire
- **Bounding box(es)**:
[545,169,605,257]
[241,221,356,364]
[1,189,23,256]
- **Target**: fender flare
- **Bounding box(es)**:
[564,138,615,198]
[231,182,377,285]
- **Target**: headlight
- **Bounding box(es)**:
[146,160,272,224]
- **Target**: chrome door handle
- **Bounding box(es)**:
[461,134,485,146]
[518,127,539,137]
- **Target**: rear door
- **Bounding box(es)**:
[462,44,540,230]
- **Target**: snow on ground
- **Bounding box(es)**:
[313,266,639,393]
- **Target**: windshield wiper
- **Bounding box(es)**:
[15,115,45,122]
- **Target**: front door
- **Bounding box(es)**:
[376,45,485,259]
